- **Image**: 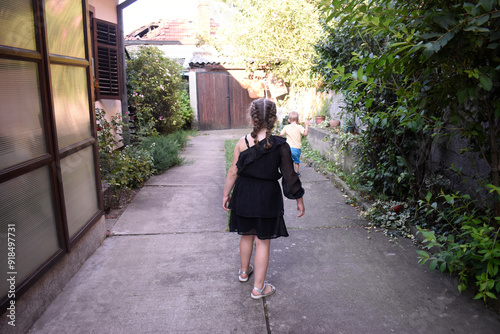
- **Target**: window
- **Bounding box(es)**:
[0,0,102,311]
[94,19,120,99]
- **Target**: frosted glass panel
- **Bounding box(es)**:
[0,59,46,170]
[51,64,91,148]
[0,167,59,297]
[45,0,85,58]
[0,0,36,50]
[61,146,99,238]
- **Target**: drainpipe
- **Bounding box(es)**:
[117,0,137,145]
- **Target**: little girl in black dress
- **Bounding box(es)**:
[222,98,305,299]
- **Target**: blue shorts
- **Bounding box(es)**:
[290,148,301,164]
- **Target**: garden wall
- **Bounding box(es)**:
[306,127,357,173]
[430,134,492,204]
[307,126,493,207]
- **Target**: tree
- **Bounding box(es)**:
[212,0,322,89]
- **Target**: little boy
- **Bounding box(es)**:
[280,111,309,175]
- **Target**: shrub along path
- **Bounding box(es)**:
[30,130,500,333]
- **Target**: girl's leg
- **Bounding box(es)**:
[253,237,273,295]
[239,235,255,279]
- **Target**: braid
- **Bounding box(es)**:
[264,101,277,149]
[250,101,260,146]
[249,98,277,149]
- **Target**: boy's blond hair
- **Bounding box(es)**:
[288,111,299,123]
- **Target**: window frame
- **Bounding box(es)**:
[0,0,104,312]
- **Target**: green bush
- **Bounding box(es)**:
[314,0,500,213]
[166,129,191,148]
[96,107,155,189]
[126,46,192,139]
[96,108,155,211]
[178,90,194,129]
[312,0,500,303]
[417,190,500,301]
[114,145,155,189]
[139,134,187,174]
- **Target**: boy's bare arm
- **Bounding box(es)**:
[303,120,309,136]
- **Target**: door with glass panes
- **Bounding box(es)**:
[0,0,102,309]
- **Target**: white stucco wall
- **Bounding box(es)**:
[89,0,123,146]
[188,71,198,129]
[88,0,118,23]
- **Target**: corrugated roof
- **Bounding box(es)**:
[188,54,220,67]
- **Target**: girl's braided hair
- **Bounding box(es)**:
[250,98,277,150]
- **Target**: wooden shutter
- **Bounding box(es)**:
[95,19,120,99]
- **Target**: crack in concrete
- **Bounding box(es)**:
[144,184,221,188]
[108,225,369,237]
[109,230,229,237]
[288,225,367,230]
[262,298,272,334]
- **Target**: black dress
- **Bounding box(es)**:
[229,135,305,239]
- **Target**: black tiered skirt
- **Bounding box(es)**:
[229,213,289,240]
[228,176,289,240]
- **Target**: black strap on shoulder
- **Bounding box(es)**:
[244,135,250,148]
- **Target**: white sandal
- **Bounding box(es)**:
[251,283,276,299]
[238,264,254,282]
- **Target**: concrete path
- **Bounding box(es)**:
[29,129,500,333]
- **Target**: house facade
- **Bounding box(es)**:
[0,1,128,332]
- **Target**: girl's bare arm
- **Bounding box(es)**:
[222,137,245,211]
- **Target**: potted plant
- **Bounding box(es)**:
[330,119,340,127]
[343,116,356,133]
[315,99,330,125]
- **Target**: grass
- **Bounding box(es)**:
[225,139,237,174]
[224,139,238,229]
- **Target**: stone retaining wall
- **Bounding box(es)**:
[307,126,493,206]
[306,126,358,172]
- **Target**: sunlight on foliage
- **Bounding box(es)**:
[212,0,322,89]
